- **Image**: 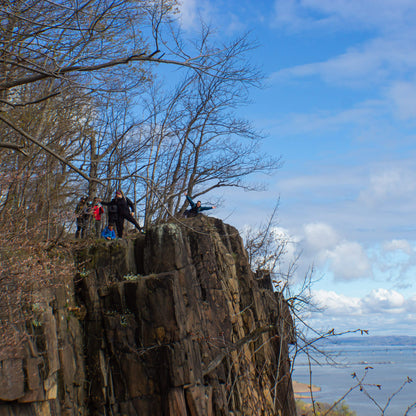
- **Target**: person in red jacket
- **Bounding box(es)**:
[92,197,104,238]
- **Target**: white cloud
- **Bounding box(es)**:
[288,219,416,287]
[177,0,199,29]
[358,168,416,207]
[362,288,405,313]
[300,0,416,31]
[273,0,310,30]
[312,289,361,315]
[273,0,416,33]
[328,241,372,280]
[299,223,371,281]
[177,0,244,34]
[272,226,300,259]
[272,36,416,88]
[369,241,416,288]
[383,239,413,255]
[405,294,416,313]
[271,0,416,98]
[274,44,381,86]
[266,99,388,141]
[177,0,215,31]
[310,287,413,326]
[303,222,340,252]
[304,287,416,335]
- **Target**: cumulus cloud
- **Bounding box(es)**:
[313,288,410,316]
[305,287,416,335]
[362,288,406,313]
[300,223,371,280]
[405,294,416,313]
[271,226,300,259]
[295,221,416,286]
[303,222,340,252]
[328,241,372,280]
[312,289,361,315]
[296,221,416,286]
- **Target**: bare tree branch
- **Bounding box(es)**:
[0,91,61,107]
[0,52,208,90]
[0,142,28,156]
[0,112,102,184]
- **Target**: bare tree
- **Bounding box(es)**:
[130,30,280,225]
[0,80,93,236]
[1,0,280,231]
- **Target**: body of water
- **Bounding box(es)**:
[292,336,416,416]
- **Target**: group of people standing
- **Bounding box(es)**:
[74,196,103,239]
[75,190,216,240]
[75,190,142,240]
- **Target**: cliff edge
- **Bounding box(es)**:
[0,216,296,416]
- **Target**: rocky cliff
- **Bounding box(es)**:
[0,216,296,416]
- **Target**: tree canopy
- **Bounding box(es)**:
[0,0,280,232]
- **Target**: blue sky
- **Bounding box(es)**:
[176,0,416,337]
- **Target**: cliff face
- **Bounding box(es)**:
[0,216,296,416]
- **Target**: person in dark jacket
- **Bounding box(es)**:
[183,192,216,217]
[102,190,142,238]
[75,197,89,238]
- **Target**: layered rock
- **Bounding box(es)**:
[0,216,296,416]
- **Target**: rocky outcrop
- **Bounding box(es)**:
[0,281,86,416]
[0,216,296,416]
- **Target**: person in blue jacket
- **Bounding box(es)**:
[184,192,216,217]
[101,223,116,240]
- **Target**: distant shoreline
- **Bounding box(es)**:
[293,342,416,415]
[293,380,321,398]
[305,335,416,346]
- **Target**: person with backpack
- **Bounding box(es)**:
[102,190,142,238]
[183,192,216,217]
